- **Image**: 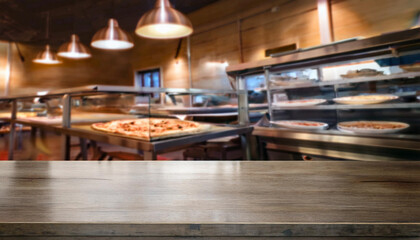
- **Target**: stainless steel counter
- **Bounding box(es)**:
[5,117,252,160]
[254,126,420,161]
[252,127,420,161]
[0,85,253,160]
[0,161,419,238]
[63,123,252,154]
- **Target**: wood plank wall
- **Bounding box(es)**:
[331,0,420,41]
[1,0,419,94]
[0,42,7,94]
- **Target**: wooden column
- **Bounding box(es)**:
[7,100,17,160]
[61,94,71,160]
[317,0,334,44]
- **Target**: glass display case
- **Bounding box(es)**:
[0,86,252,160]
[227,28,420,161]
[267,53,420,137]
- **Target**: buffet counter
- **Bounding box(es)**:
[1,161,419,238]
[227,28,420,161]
[0,85,253,160]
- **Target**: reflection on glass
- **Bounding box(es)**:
[153,72,159,87]
[144,73,151,87]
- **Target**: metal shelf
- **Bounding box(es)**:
[269,72,420,91]
[271,102,420,110]
[253,126,420,150]
[0,85,242,101]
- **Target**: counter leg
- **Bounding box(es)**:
[8,100,17,160]
[29,127,37,160]
[8,125,16,160]
[257,137,268,160]
[61,94,71,161]
[143,151,157,160]
[79,138,88,160]
[61,135,71,160]
[240,133,252,161]
[90,141,101,160]
[17,125,23,150]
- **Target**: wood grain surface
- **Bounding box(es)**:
[0,161,420,238]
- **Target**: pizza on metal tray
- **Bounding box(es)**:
[91,118,211,141]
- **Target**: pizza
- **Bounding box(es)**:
[338,121,409,134]
[273,99,326,107]
[333,94,398,105]
[341,69,384,78]
[0,112,40,119]
[17,112,39,118]
[271,120,328,130]
[0,125,31,134]
[284,121,325,127]
[91,118,211,141]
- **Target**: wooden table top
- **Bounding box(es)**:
[1,161,420,238]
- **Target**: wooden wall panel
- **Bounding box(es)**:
[190,23,238,89]
[8,44,134,95]
[241,0,319,62]
[0,42,8,94]
[189,0,320,89]
[331,0,420,41]
[189,0,289,28]
[1,0,418,93]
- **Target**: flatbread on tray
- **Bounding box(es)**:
[91,118,211,141]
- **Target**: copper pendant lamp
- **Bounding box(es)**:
[135,0,193,39]
[33,44,61,64]
[58,34,91,59]
[91,18,134,50]
[33,12,62,64]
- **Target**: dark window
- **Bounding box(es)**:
[135,68,161,99]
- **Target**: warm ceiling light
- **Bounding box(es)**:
[135,0,193,39]
[58,34,91,59]
[91,18,134,50]
[33,12,61,65]
[33,45,62,65]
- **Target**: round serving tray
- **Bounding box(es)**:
[156,106,238,114]
[333,95,398,105]
[273,99,326,108]
[337,121,409,134]
[270,120,329,130]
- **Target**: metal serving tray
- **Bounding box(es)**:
[5,117,252,160]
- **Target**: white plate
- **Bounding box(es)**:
[273,99,326,108]
[271,120,329,130]
[333,95,398,105]
[337,121,409,134]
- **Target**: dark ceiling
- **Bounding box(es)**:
[0,0,219,45]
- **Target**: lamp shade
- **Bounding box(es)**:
[33,45,62,64]
[58,34,91,59]
[91,18,134,50]
[135,0,193,39]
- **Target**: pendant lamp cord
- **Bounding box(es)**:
[73,0,76,33]
[45,12,50,41]
[110,0,115,18]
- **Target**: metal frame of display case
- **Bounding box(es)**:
[0,85,252,160]
[227,28,420,161]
